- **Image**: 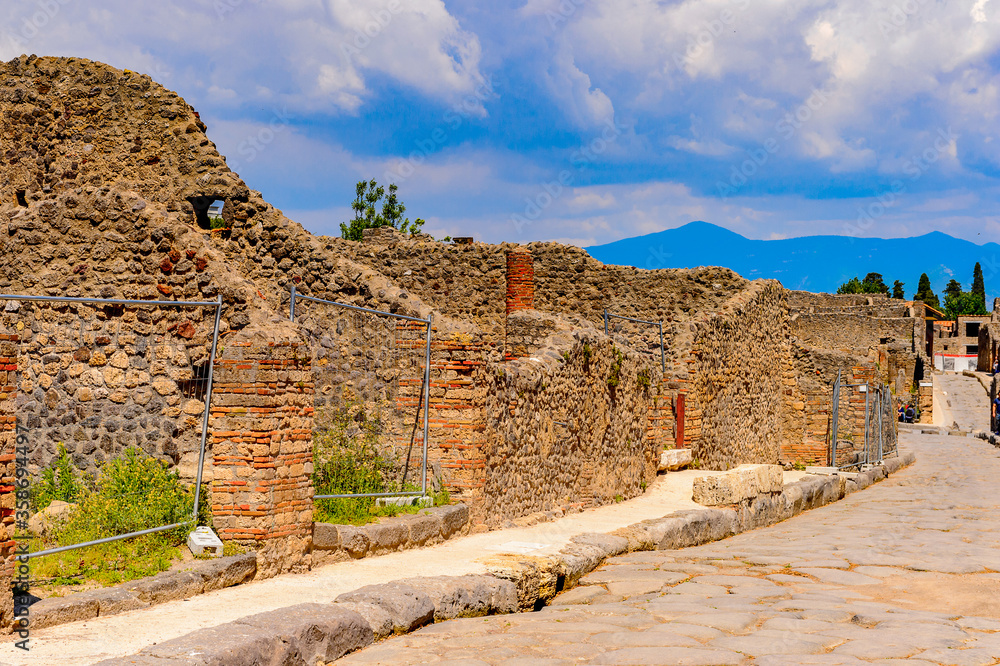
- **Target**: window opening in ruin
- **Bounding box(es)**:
[966,322,980,338]
[967,345,979,356]
[188,195,224,230]
[15,190,27,207]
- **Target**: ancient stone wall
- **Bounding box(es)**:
[684,281,789,470]
[790,313,915,357]
[479,333,663,527]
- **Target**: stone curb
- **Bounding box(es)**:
[312,504,470,564]
[29,553,256,631]
[101,453,916,665]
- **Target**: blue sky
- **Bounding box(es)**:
[3,0,1000,249]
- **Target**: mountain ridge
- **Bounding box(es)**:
[585,222,1000,303]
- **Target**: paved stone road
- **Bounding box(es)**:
[935,372,990,432]
[337,429,1000,665]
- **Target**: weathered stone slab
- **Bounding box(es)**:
[659,448,693,472]
[122,570,205,605]
[365,519,409,555]
[401,512,443,547]
[398,574,518,620]
[569,533,629,558]
[335,582,435,633]
[196,553,256,593]
[30,593,100,630]
[692,464,783,505]
[435,504,470,538]
[313,521,340,549]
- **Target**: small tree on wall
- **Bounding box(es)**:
[892,280,905,299]
[340,180,425,241]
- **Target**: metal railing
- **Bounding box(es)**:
[829,370,898,469]
[603,309,665,372]
[290,286,432,499]
[4,293,223,560]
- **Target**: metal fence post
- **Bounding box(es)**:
[192,294,224,524]
[658,322,665,373]
[604,308,608,336]
[864,382,871,466]
[421,313,432,497]
[290,284,296,322]
[830,370,840,467]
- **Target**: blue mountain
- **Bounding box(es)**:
[585,221,1000,304]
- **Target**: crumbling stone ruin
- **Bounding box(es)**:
[0,55,931,630]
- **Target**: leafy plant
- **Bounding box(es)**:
[208,215,228,230]
[31,443,92,512]
[637,368,651,390]
[32,447,205,588]
[340,180,425,241]
[607,348,624,390]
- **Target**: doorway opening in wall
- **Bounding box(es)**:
[967,345,979,356]
[15,190,27,207]
[967,322,981,338]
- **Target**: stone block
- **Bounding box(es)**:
[126,604,372,665]
[434,503,470,538]
[334,601,395,639]
[658,448,693,472]
[401,512,443,547]
[30,593,99,630]
[335,582,435,633]
[365,519,408,555]
[692,464,783,505]
[122,570,205,605]
[337,524,370,558]
[399,574,518,620]
[195,553,256,593]
[313,522,340,550]
[568,532,629,558]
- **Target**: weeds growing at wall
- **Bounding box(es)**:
[312,403,450,525]
[30,447,209,590]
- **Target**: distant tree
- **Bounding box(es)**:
[892,280,905,299]
[944,290,988,319]
[836,277,864,294]
[913,273,940,310]
[340,180,425,241]
[972,262,986,312]
[944,279,963,300]
[861,272,889,295]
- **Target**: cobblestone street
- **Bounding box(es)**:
[338,403,1000,664]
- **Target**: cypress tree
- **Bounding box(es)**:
[972,262,986,312]
[913,273,940,310]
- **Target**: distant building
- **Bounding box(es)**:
[934,314,991,372]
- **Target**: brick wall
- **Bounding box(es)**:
[209,329,314,577]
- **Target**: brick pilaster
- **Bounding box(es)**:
[209,335,314,557]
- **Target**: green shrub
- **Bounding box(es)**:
[32,447,203,588]
[31,443,92,512]
[313,404,449,525]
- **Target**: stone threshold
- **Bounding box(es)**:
[95,452,916,665]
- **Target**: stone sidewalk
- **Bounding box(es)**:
[1,464,810,665]
[338,429,1000,665]
[934,371,990,432]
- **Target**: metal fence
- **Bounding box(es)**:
[4,294,222,559]
[290,286,431,500]
[829,371,898,469]
[603,309,665,372]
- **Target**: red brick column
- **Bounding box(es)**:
[505,248,535,361]
[209,331,314,577]
[505,248,534,314]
